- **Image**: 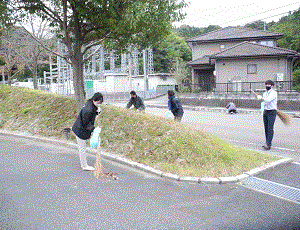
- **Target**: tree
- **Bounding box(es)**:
[245,20,266,31]
[154,32,191,80]
[14,0,186,111]
[0,27,26,85]
[176,24,203,39]
[18,15,52,89]
[278,10,300,68]
[269,9,300,69]
[292,68,300,92]
[0,0,12,66]
[0,0,12,28]
[175,24,221,39]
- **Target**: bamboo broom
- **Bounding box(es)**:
[92,131,114,179]
[93,145,104,179]
[92,116,117,179]
[276,109,291,125]
[251,89,291,125]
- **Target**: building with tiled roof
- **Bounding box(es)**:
[186,26,300,92]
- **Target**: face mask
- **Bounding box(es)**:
[266,86,271,91]
[93,101,101,107]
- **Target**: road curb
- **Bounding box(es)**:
[0,129,293,184]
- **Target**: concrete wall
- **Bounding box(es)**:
[179,96,300,111]
[192,41,240,60]
[191,39,277,60]
[148,76,177,91]
[215,57,290,84]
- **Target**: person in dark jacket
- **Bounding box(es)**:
[72,92,103,171]
[126,91,145,111]
[168,90,184,121]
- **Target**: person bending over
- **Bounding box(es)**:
[72,92,103,170]
[168,90,184,122]
[126,91,145,111]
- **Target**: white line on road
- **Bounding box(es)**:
[275,147,297,152]
[226,139,297,152]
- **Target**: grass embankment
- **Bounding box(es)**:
[0,84,280,177]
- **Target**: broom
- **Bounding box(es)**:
[90,127,117,179]
[93,145,104,179]
[93,143,117,180]
[251,89,291,125]
[89,127,105,178]
[276,110,291,125]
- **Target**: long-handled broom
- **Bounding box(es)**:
[251,89,291,125]
[94,145,104,179]
[90,127,117,179]
[89,127,104,178]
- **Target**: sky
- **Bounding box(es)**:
[174,0,300,27]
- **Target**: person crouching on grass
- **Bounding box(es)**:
[168,90,184,122]
[72,92,103,171]
[256,80,277,150]
[126,90,145,111]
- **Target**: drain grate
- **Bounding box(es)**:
[242,177,300,203]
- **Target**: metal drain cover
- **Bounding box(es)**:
[242,177,300,203]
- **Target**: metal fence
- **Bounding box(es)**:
[180,81,295,93]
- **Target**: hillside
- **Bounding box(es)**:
[0,84,280,177]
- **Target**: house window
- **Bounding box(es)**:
[247,64,257,74]
[259,40,274,47]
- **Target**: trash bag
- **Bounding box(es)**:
[164,111,173,119]
[90,127,101,148]
[260,102,265,112]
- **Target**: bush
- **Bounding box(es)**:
[292,69,300,92]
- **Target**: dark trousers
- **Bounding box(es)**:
[263,110,277,147]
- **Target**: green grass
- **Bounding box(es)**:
[0,84,280,177]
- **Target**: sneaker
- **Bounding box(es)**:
[82,165,95,171]
[262,145,271,150]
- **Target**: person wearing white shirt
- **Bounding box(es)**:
[257,80,277,150]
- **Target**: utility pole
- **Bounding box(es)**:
[143,49,147,99]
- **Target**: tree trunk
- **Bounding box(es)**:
[33,61,38,89]
[7,70,12,85]
[72,54,86,113]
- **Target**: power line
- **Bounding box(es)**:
[220,2,299,26]
[198,3,255,15]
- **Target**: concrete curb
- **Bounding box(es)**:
[0,129,293,184]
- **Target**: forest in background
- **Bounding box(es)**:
[0,6,300,89]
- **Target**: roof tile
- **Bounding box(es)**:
[186,26,283,43]
[210,42,300,59]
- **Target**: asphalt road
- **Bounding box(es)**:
[1,134,300,229]
[145,106,300,160]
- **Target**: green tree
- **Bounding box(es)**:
[154,32,191,80]
[0,0,11,66]
[292,68,300,92]
[0,0,12,28]
[269,9,300,70]
[175,24,221,39]
[270,10,300,54]
[245,20,267,31]
[153,48,173,73]
[14,0,186,111]
[176,24,203,39]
